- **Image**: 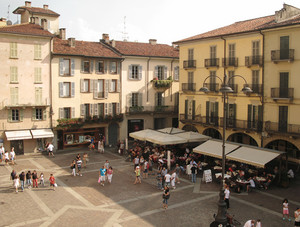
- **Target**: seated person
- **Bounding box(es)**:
[263,174,273,190]
[287,169,294,179]
[247,177,256,192]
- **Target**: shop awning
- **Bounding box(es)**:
[157,127,185,134]
[193,140,240,159]
[5,130,32,141]
[129,129,156,141]
[31,129,54,139]
[226,145,285,168]
[176,131,211,143]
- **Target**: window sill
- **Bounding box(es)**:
[34,58,42,61]
[9,57,18,59]
[8,120,22,123]
[60,96,72,98]
[32,119,44,121]
[95,72,105,74]
[10,82,19,84]
[34,82,43,84]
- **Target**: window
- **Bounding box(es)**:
[112,103,117,116]
[209,71,217,92]
[252,70,260,93]
[81,79,90,92]
[247,105,262,130]
[10,42,17,58]
[10,87,18,105]
[109,61,117,74]
[156,92,164,106]
[132,93,140,106]
[184,99,195,120]
[98,103,104,117]
[188,49,194,60]
[206,101,218,125]
[59,58,75,76]
[81,60,92,73]
[34,67,42,83]
[252,41,260,56]
[130,65,140,79]
[35,87,43,105]
[228,71,235,92]
[174,66,179,81]
[157,66,164,80]
[59,82,75,98]
[10,66,18,83]
[59,107,72,119]
[210,46,217,66]
[8,109,23,122]
[280,36,289,59]
[96,60,104,73]
[34,44,42,60]
[188,72,194,91]
[228,43,235,65]
[110,80,117,92]
[97,80,104,98]
[32,108,45,120]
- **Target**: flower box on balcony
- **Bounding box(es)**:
[151,76,173,90]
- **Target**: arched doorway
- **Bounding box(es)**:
[203,128,222,139]
[227,133,258,146]
[108,122,119,146]
[182,125,198,132]
[265,140,300,159]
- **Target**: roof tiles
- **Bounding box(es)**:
[0,23,53,37]
[13,6,60,17]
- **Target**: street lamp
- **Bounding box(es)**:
[200,74,252,226]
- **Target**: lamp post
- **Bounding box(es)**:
[200,74,252,226]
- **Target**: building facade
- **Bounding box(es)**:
[174,4,300,164]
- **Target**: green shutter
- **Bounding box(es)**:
[8,109,12,122]
[32,108,36,120]
[215,102,219,126]
[43,109,47,120]
[20,109,24,121]
[206,101,209,123]
[185,100,188,119]
[192,100,195,120]
[247,104,252,128]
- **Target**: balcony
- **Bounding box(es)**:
[245,56,263,67]
[204,58,220,68]
[204,116,219,127]
[271,88,294,100]
[179,114,202,124]
[152,77,172,91]
[126,105,178,114]
[271,49,294,63]
[265,121,300,135]
[249,84,263,95]
[182,83,196,92]
[203,83,220,92]
[220,118,262,132]
[183,60,196,69]
[95,92,105,99]
[222,57,238,67]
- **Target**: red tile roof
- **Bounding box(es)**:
[174,14,300,44]
[0,23,53,37]
[53,38,122,58]
[13,6,60,17]
[111,41,179,58]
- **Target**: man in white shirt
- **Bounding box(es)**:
[164,173,171,187]
[224,185,230,209]
[247,177,256,192]
[47,143,54,157]
[243,219,255,227]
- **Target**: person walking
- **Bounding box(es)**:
[107,167,113,184]
[83,152,88,168]
[191,164,197,183]
[161,167,168,187]
[295,207,300,227]
[47,142,54,157]
[0,145,5,163]
[224,185,230,209]
[32,170,38,188]
[282,198,291,221]
[244,220,255,227]
[49,174,56,191]
[171,171,176,190]
[70,160,76,176]
[4,151,9,165]
[26,171,32,189]
[164,172,171,188]
[162,186,170,211]
[99,166,106,186]
[13,176,20,193]
[10,147,16,165]
[98,139,104,153]
[175,164,181,184]
[143,160,149,179]
[40,173,45,186]
[134,166,141,184]
[76,157,83,176]
[10,170,16,186]
[19,171,25,192]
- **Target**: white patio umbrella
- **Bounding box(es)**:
[157,127,185,134]
[176,131,211,143]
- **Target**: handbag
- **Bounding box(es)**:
[98,177,101,183]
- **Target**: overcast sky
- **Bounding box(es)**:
[1,0,300,45]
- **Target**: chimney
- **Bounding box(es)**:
[41,19,48,30]
[25,1,31,7]
[59,28,66,40]
[149,39,157,45]
[68,38,75,47]
[102,33,110,43]
[43,5,49,10]
[0,18,7,27]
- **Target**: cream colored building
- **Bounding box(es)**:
[0,22,53,154]
[174,4,300,164]
[101,36,179,141]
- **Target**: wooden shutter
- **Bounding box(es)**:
[43,109,47,120]
[19,109,24,121]
[59,108,63,119]
[109,79,112,92]
[247,104,252,128]
[105,80,109,98]
[164,66,167,79]
[94,104,98,116]
[80,79,84,92]
[59,58,64,76]
[128,65,132,79]
[104,103,108,116]
[80,104,85,116]
[71,59,75,76]
[90,104,93,116]
[104,61,108,73]
[174,66,179,81]
[95,61,99,72]
[8,109,12,122]
[206,101,210,123]
[258,105,262,130]
[90,80,93,93]
[138,65,142,80]
[154,66,158,78]
[109,103,112,115]
[117,80,120,92]
[117,103,120,114]
[138,93,143,106]
[127,94,132,107]
[192,100,195,120]
[162,94,165,106]
[215,102,219,126]
[185,100,188,119]
[117,62,120,74]
[93,80,98,99]
[81,60,84,73]
[90,60,94,73]
[59,82,63,97]
[32,108,36,120]
[71,107,75,118]
[71,82,75,97]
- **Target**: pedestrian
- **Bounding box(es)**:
[175,164,181,184]
[70,160,76,176]
[0,145,4,162]
[89,137,95,151]
[40,173,44,186]
[98,139,104,153]
[32,170,38,188]
[224,185,230,209]
[107,166,113,184]
[99,166,106,186]
[143,160,149,179]
[133,156,139,170]
[162,186,170,210]
[104,160,110,170]
[49,174,56,191]
[47,142,54,157]
[13,176,20,193]
[19,171,25,192]
[156,172,163,190]
[4,151,9,165]
[76,157,82,176]
[161,167,167,187]
[10,170,16,186]
[191,164,197,183]
[283,198,291,221]
[295,207,300,227]
[26,171,32,189]
[148,156,153,174]
[164,172,171,187]
[76,153,81,161]
[10,147,16,165]
[256,219,261,227]
[244,220,255,227]
[83,152,88,168]
[134,166,141,184]
[171,171,176,190]
[186,163,192,179]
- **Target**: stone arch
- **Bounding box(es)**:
[227,132,258,146]
[182,125,198,132]
[265,139,300,159]
[202,128,222,139]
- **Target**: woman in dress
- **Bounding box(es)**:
[107,167,113,183]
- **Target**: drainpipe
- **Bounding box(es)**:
[49,37,53,130]
[260,30,265,148]
[170,58,175,102]
[221,37,226,76]
[147,58,151,102]
[221,37,226,140]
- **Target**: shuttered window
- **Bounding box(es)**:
[10,66,18,83]
[59,58,74,76]
[35,87,43,105]
[174,66,179,81]
[10,42,17,58]
[109,61,117,74]
[10,87,18,105]
[34,67,42,83]
[32,108,45,120]
[34,44,42,60]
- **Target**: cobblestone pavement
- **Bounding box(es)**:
[0,147,299,227]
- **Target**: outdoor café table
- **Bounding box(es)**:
[256,177,267,182]
[214,166,222,171]
[215,173,231,179]
[235,179,250,191]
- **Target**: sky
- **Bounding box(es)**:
[1,0,300,45]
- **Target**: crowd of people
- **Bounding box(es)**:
[0,146,16,165]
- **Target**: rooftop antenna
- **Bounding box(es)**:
[7,5,10,20]
[122,16,129,41]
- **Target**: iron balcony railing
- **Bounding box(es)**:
[222,57,238,67]
[220,118,263,132]
[245,56,263,67]
[182,83,196,92]
[204,58,220,68]
[183,60,196,69]
[271,88,294,99]
[265,121,300,135]
[203,83,219,92]
[126,105,178,114]
[271,49,294,62]
[179,114,202,124]
[249,84,263,95]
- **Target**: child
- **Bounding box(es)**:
[40,173,44,186]
[282,198,291,221]
[13,176,20,193]
[49,174,56,191]
[107,167,113,183]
